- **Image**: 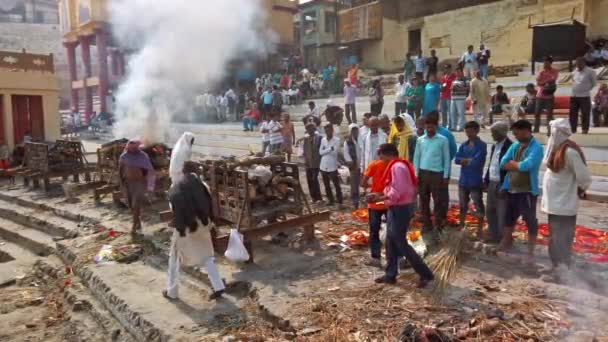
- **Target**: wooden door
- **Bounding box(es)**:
[28,96,44,140]
[11,95,45,145]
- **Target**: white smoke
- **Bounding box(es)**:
[109,0,275,143]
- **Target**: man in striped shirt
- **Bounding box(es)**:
[267,111,283,154]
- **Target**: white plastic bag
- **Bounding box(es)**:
[224,229,250,262]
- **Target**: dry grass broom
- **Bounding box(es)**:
[428,230,471,301]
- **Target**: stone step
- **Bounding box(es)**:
[0,240,41,286]
[55,240,249,342]
[0,217,55,257]
[0,195,82,239]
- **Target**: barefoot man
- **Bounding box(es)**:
[119,139,155,234]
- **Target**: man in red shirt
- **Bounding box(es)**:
[440,64,457,128]
[361,159,388,267]
[534,56,559,134]
[367,144,434,287]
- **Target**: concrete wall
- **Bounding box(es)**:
[360,0,608,71]
[587,0,608,38]
[0,22,71,103]
[0,70,61,150]
[263,0,297,47]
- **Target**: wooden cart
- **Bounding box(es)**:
[17,140,94,191]
[160,159,330,262]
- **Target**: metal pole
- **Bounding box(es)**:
[334,1,341,81]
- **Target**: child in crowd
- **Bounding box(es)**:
[361,151,388,267]
[593,83,608,127]
[490,85,511,124]
[281,113,295,161]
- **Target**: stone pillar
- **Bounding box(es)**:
[64,41,79,113]
[79,35,93,123]
[2,94,14,150]
[95,28,109,113]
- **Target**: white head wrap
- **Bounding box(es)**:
[169,132,195,186]
[327,99,334,107]
[543,118,572,165]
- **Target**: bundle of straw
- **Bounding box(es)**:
[428,230,470,300]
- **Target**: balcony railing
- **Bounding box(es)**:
[338,1,382,44]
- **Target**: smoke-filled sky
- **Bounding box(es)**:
[109,0,275,143]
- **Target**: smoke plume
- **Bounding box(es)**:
[109,0,275,143]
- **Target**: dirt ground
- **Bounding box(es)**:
[1,178,608,341]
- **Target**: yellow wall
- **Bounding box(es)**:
[263,0,296,46]
[362,0,608,71]
[587,0,608,38]
[0,70,61,150]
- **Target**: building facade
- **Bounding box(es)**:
[338,0,608,72]
[58,0,125,123]
[0,49,60,150]
[299,0,339,70]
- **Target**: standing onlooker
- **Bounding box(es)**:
[267,112,283,154]
[499,120,544,264]
[427,49,439,81]
[218,94,228,122]
[570,57,597,134]
[359,112,372,141]
[414,51,426,81]
[461,45,478,79]
[225,88,237,118]
[361,155,388,267]
[300,123,323,203]
[271,85,283,114]
[259,117,270,155]
[404,52,415,82]
[483,122,512,243]
[409,117,426,162]
[406,76,425,120]
[281,113,295,162]
[343,124,361,208]
[348,64,359,87]
[490,85,510,124]
[344,79,358,124]
[360,117,388,171]
[450,67,470,131]
[413,115,451,233]
[369,143,434,287]
[369,80,384,115]
[455,121,487,235]
[477,44,491,79]
[394,75,410,117]
[541,119,592,279]
[470,70,491,127]
[534,56,559,134]
[319,124,343,206]
[593,83,608,127]
[308,101,321,120]
[322,63,334,95]
[388,116,413,160]
[423,74,441,116]
[261,87,274,121]
[440,64,457,128]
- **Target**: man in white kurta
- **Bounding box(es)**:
[360,117,387,171]
[164,132,225,300]
[541,119,591,280]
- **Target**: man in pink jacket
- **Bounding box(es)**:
[367,143,434,287]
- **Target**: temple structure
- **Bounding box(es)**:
[58,0,124,123]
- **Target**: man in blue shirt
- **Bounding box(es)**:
[455,121,487,234]
[499,120,544,264]
[261,87,274,121]
[413,115,451,233]
[427,110,457,228]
